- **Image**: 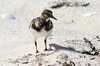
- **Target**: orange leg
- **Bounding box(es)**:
[35,41,39,53]
[44,39,48,51]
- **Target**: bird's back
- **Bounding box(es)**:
[30,17,53,32]
[29,17,53,39]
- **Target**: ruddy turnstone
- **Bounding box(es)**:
[29,9,57,53]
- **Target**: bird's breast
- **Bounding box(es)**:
[30,27,53,38]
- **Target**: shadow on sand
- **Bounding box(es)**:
[49,43,80,53]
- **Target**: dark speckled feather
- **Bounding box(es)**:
[30,17,53,32]
[29,9,57,53]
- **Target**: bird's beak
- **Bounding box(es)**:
[51,15,57,20]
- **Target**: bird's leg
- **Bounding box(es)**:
[35,41,39,53]
[44,39,48,51]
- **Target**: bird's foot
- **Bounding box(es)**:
[36,50,39,53]
[44,48,48,51]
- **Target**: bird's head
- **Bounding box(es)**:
[42,9,57,20]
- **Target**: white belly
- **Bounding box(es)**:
[30,28,53,39]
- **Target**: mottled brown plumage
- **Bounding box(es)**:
[31,17,53,32]
[29,9,57,53]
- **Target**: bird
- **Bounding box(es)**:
[29,9,57,53]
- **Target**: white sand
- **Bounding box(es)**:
[0,0,100,66]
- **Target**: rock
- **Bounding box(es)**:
[1,13,16,20]
[62,62,71,66]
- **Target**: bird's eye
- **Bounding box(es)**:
[46,13,51,16]
[44,13,50,16]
